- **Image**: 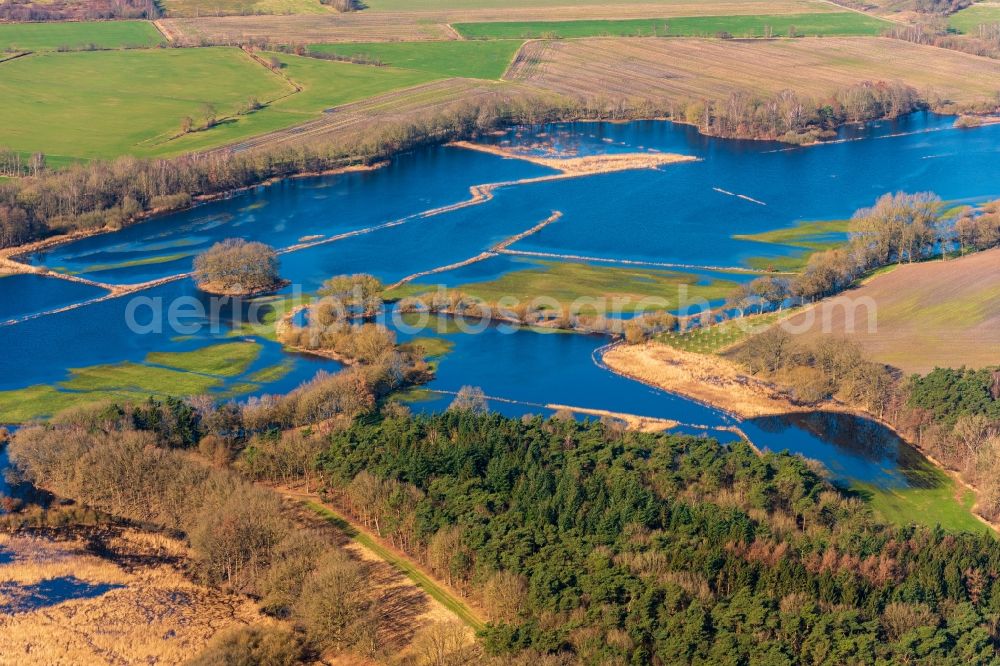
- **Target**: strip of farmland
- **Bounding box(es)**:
[504,37,1000,107]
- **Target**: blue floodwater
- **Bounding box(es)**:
[743,412,930,488]
[392,316,731,427]
[28,148,555,285]
[2,115,999,493]
[0,445,10,501]
[0,279,337,397]
[0,577,125,614]
[0,274,107,324]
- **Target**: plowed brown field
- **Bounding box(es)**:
[203,78,541,155]
[780,248,1000,374]
[505,37,1000,106]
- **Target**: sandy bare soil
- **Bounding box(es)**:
[450,140,697,173]
[506,37,1000,107]
[781,249,1000,375]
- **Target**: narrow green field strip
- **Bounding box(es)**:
[307,40,525,80]
[304,500,486,631]
[0,20,164,51]
[454,13,889,39]
[363,0,841,10]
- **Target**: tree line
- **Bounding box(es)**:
[722,194,1000,316]
[3,80,979,252]
[0,0,158,21]
[887,19,1000,63]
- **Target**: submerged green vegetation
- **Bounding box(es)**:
[735,218,849,271]
[307,40,525,80]
[405,259,742,312]
[0,341,284,422]
[454,12,889,39]
[0,20,164,51]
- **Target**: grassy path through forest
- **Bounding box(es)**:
[287,492,486,632]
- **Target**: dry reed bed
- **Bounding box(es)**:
[0,531,266,666]
[506,37,1000,106]
[603,343,813,419]
[449,140,697,172]
[161,0,829,43]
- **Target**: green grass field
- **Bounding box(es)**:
[454,12,888,39]
[852,471,988,534]
[395,259,740,313]
[657,310,793,353]
[949,3,1000,33]
[162,51,435,154]
[0,341,276,422]
[307,40,524,80]
[0,47,435,161]
[0,20,164,52]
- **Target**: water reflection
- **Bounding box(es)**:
[744,411,942,491]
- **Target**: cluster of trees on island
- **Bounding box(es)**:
[8,397,1000,664]
[193,238,284,295]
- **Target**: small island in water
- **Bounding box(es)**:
[193,238,288,296]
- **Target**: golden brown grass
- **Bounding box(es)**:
[506,37,1000,107]
[0,531,268,666]
[781,248,1000,375]
[603,342,813,419]
[161,0,832,43]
